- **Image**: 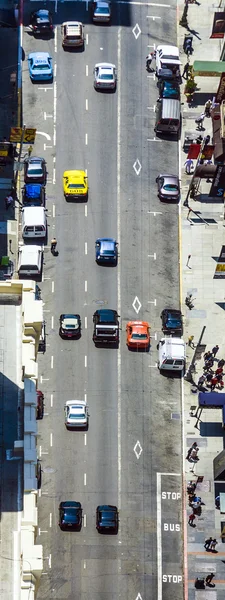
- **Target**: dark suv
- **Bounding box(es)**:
[96,505,118,533]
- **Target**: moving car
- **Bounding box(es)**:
[28,52,53,82]
[22,183,45,207]
[157,79,180,100]
[126,321,150,350]
[93,309,119,345]
[95,238,117,265]
[24,157,46,184]
[161,309,183,336]
[61,21,84,49]
[36,390,44,419]
[63,170,88,201]
[155,45,181,77]
[64,400,88,429]
[92,0,111,22]
[96,505,118,533]
[59,501,82,530]
[30,9,53,35]
[59,314,81,338]
[156,174,180,201]
[94,63,116,90]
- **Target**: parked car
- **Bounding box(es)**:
[24,157,46,185]
[22,183,45,207]
[155,45,181,77]
[30,9,53,35]
[28,52,53,82]
[161,309,183,336]
[156,174,180,201]
[157,79,180,100]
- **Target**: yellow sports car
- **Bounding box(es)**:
[63,170,88,201]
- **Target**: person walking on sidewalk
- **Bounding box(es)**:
[215,366,223,376]
[188,513,196,526]
[182,61,190,79]
[5,194,14,210]
[205,573,215,587]
[212,345,219,357]
[189,446,199,462]
[184,158,194,174]
[204,537,213,550]
[186,441,198,460]
[218,359,225,368]
[198,374,206,388]
[210,539,218,552]
[187,335,195,348]
[204,351,212,361]
[210,377,218,391]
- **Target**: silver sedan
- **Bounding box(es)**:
[156,174,180,202]
[93,62,117,91]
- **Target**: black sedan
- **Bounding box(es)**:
[95,238,118,265]
[30,9,53,35]
[96,505,118,533]
[24,157,46,185]
[161,309,183,336]
[59,501,82,531]
[59,314,81,338]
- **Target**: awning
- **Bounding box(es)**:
[212,110,225,160]
[193,61,224,76]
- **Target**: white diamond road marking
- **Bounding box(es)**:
[136,595,143,600]
[132,23,141,39]
[133,158,142,175]
[132,296,142,314]
[134,441,143,459]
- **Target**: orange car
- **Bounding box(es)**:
[126,321,150,350]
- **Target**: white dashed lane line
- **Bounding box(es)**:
[49,513,52,528]
[86,65,88,76]
[51,316,54,329]
[51,394,53,407]
[51,355,54,369]
[84,473,87,486]
[84,514,87,527]
[86,32,89,45]
[84,433,87,446]
[85,280,87,292]
[52,281,54,293]
[85,204,87,217]
[85,355,87,368]
[85,133,88,145]
[50,433,53,447]
[86,98,88,111]
[85,316,87,329]
[85,242,87,255]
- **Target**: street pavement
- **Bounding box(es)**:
[178,0,225,597]
[22,0,183,599]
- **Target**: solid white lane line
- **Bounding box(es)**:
[85,355,87,368]
[51,394,53,407]
[86,98,88,111]
[85,242,87,255]
[86,65,88,77]
[85,204,87,217]
[117,26,122,516]
[84,514,87,527]
[49,513,52,527]
[84,433,87,446]
[85,280,87,292]
[51,316,54,329]
[52,281,54,293]
[85,133,88,145]
[51,356,54,369]
[84,473,87,486]
[85,316,87,329]
[54,25,57,52]
[50,433,53,447]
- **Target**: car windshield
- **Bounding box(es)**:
[162,54,178,60]
[132,333,147,339]
[96,6,109,12]
[164,184,178,191]
[68,183,84,188]
[64,324,76,328]
[102,250,114,255]
[33,63,49,70]
[99,73,113,80]
[167,316,181,326]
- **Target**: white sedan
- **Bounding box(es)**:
[64,400,88,429]
[93,62,117,91]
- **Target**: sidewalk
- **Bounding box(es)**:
[178,0,225,597]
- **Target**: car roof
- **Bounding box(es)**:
[28,52,51,61]
[100,240,115,250]
[64,170,85,180]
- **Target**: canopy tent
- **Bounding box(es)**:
[193,61,225,76]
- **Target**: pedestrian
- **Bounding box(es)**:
[187,480,196,494]
[184,158,194,174]
[215,496,220,509]
[189,447,199,462]
[194,577,205,589]
[204,134,210,145]
[28,144,33,157]
[5,194,14,210]
[205,373,213,383]
[195,113,205,130]
[182,61,190,79]
[186,441,198,460]
[187,335,195,348]
[205,573,215,587]
[210,539,218,552]
[198,374,206,387]
[210,377,218,391]
[204,537,213,550]
[203,362,213,373]
[215,366,223,376]
[196,134,203,145]
[188,513,196,526]
[212,345,219,357]
[218,359,225,368]
[204,99,212,117]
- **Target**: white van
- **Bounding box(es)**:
[18,244,43,277]
[158,337,186,372]
[22,207,47,239]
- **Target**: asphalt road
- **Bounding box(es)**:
[22,2,184,599]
